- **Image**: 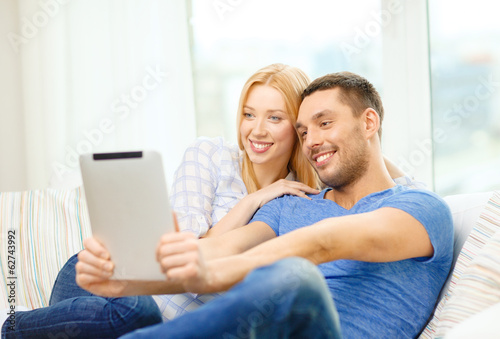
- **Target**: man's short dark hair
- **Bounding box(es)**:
[302,72,384,138]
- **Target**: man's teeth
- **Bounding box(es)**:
[316,152,334,163]
[252,142,272,149]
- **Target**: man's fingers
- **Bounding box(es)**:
[76,273,98,289]
[156,232,198,262]
[157,238,198,261]
[83,237,110,260]
[165,263,200,281]
[75,258,113,278]
[75,275,124,297]
[159,251,200,273]
[159,231,197,245]
[77,250,114,275]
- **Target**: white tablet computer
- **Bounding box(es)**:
[79,151,175,281]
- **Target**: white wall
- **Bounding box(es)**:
[0,1,197,192]
[0,1,27,192]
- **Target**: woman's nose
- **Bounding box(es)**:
[252,118,267,137]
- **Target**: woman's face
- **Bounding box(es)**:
[239,85,296,168]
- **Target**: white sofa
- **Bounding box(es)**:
[1,187,499,338]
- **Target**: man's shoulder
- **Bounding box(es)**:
[388,185,448,205]
[381,186,453,230]
[350,186,451,225]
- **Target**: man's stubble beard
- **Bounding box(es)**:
[317,129,369,190]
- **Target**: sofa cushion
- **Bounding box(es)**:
[439,191,493,300]
[0,188,91,309]
[420,191,499,338]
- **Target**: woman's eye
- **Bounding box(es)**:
[270,116,281,121]
[243,113,253,118]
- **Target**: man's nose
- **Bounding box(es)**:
[304,128,322,149]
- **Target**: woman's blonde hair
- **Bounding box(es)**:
[236,63,320,193]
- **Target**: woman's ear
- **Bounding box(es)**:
[362,108,380,139]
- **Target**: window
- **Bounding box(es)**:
[188,0,500,194]
[429,0,500,195]
[189,0,387,143]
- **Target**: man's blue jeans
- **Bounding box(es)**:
[1,254,162,339]
[121,257,342,338]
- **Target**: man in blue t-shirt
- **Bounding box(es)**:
[77,72,453,338]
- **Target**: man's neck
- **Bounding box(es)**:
[324,157,395,210]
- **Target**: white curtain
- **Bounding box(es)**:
[1,0,196,191]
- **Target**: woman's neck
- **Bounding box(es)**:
[252,162,289,188]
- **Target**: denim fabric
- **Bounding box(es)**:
[121,257,342,339]
[1,254,162,339]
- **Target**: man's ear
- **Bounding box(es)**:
[362,108,380,139]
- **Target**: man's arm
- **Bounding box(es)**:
[167,207,433,294]
[75,220,276,297]
[244,207,433,264]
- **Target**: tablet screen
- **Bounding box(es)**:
[80,151,175,281]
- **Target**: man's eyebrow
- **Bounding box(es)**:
[311,110,334,121]
[295,110,333,129]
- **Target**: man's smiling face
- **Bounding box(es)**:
[296,88,369,189]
